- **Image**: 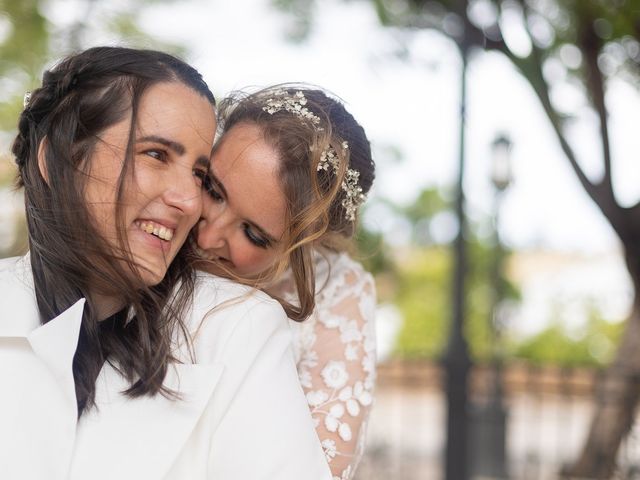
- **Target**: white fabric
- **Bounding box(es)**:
[274,252,377,480]
[0,255,331,480]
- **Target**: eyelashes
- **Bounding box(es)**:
[202,178,271,249]
[193,168,208,188]
[143,148,168,162]
[203,176,223,201]
[243,223,270,249]
[142,148,208,188]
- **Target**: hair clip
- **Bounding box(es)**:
[23,91,32,109]
[262,90,321,126]
[263,90,366,222]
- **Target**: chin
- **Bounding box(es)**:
[133,258,170,287]
[142,272,165,287]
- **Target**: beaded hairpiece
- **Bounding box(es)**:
[23,91,32,109]
[262,89,367,222]
[263,90,321,126]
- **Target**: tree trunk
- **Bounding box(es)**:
[563,298,640,479]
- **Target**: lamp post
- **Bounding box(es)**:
[470,133,513,479]
[443,10,472,480]
[491,134,513,193]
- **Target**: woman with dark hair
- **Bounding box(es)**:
[0,50,330,479]
[196,85,377,480]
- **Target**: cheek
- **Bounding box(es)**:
[84,174,121,241]
[229,241,278,277]
[131,162,159,198]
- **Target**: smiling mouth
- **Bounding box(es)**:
[135,220,175,241]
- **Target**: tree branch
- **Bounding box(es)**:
[465,12,601,204]
[579,19,615,197]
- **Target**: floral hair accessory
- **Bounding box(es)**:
[23,91,32,109]
[262,90,321,126]
[341,168,366,222]
[264,90,366,222]
[316,141,367,221]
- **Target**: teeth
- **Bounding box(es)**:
[136,221,174,241]
[159,226,174,241]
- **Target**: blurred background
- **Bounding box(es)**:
[2,0,640,478]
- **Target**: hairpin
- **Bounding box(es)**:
[262,90,321,126]
[263,90,366,221]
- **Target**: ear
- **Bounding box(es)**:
[36,137,49,184]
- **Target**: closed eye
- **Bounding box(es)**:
[203,175,225,202]
[202,180,224,202]
[193,168,208,188]
[243,223,270,249]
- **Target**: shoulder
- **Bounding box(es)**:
[187,271,289,364]
[0,255,34,301]
[0,255,24,280]
[338,252,374,280]
[317,252,375,299]
[192,270,284,322]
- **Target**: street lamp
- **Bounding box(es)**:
[469,133,513,479]
[443,17,472,480]
[491,134,513,192]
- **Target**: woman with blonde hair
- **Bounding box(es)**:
[197,85,377,480]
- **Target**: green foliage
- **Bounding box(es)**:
[0,0,184,134]
[512,311,624,368]
[0,0,49,131]
[393,248,450,357]
[360,187,516,361]
[354,222,395,277]
[270,0,314,42]
[392,241,509,360]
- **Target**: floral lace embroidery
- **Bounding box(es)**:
[273,252,376,480]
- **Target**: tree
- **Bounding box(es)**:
[0,0,184,256]
[0,0,183,133]
[301,0,638,476]
[354,185,519,361]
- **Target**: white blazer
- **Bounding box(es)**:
[0,255,332,480]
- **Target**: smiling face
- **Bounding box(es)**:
[196,122,287,278]
[85,81,216,286]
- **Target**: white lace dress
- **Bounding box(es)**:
[273,251,377,480]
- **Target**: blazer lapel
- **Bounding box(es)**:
[28,298,86,409]
[0,286,85,480]
[70,360,225,480]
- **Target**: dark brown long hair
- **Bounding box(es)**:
[12,46,216,416]
[213,85,375,321]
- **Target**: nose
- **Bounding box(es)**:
[197,199,231,251]
[196,217,227,251]
[163,168,202,219]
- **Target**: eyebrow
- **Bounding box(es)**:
[137,135,209,169]
[209,169,278,244]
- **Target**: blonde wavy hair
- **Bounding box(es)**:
[201,84,375,321]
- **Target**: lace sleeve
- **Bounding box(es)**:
[295,259,377,480]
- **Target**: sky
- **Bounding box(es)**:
[1,0,636,336]
[142,0,640,254]
[22,0,640,255]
